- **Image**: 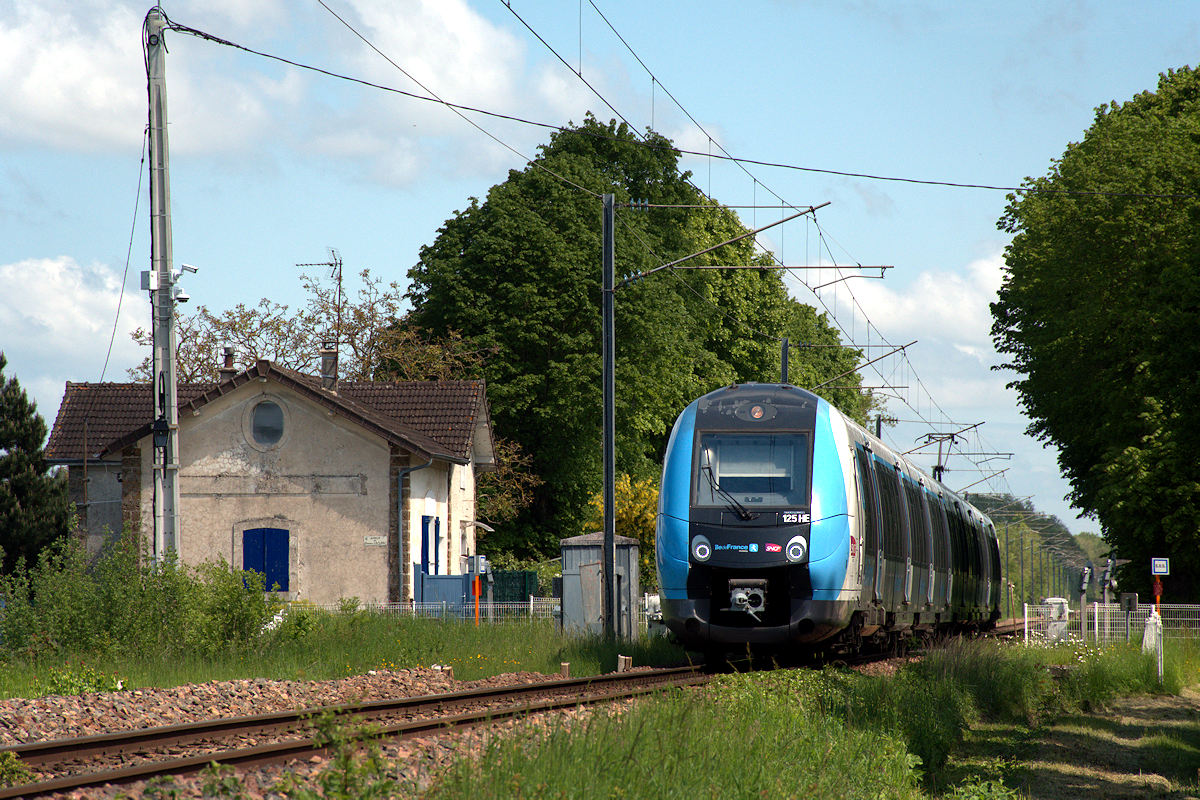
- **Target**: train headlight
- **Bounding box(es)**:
[691,535,712,562]
[785,534,808,563]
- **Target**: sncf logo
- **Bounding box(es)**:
[765,543,783,553]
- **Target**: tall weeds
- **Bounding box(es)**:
[0,529,281,663]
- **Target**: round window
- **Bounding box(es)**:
[251,400,284,446]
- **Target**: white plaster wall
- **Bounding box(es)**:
[406,459,478,580]
[449,460,478,572]
[141,380,394,605]
[408,465,449,579]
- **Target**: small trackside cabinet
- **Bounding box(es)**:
[560,532,640,638]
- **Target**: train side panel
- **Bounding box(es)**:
[656,401,696,602]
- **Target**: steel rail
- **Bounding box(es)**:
[0,666,708,799]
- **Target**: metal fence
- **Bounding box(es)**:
[1023,602,1200,644]
[304,597,561,622]
[296,596,664,632]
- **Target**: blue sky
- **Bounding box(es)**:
[2,0,1197,535]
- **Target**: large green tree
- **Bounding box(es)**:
[0,353,74,573]
[409,116,868,556]
[991,67,1200,599]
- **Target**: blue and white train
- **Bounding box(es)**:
[656,383,1001,659]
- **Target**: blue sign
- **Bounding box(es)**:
[1151,558,1170,576]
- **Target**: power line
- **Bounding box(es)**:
[163,5,1051,512]
[150,9,1189,203]
[100,126,149,383]
[158,8,599,201]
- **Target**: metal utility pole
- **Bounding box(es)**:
[601,194,617,638]
[146,8,180,561]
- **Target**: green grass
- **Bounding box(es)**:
[0,531,687,698]
[426,684,926,800]
[421,638,1200,800]
[0,606,689,699]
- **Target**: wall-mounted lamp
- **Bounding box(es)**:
[151,417,169,450]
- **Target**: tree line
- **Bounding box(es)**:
[992,66,1200,600]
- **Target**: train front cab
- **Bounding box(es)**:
[656,385,857,653]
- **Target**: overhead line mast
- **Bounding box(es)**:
[146,7,180,561]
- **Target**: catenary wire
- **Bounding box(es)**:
[161,6,1065,507]
[560,1,1042,498]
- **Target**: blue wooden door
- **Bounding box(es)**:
[243,527,289,591]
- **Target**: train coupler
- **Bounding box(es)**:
[727,579,768,621]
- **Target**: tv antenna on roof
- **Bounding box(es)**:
[297,248,344,366]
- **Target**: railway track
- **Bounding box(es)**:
[0,665,709,799]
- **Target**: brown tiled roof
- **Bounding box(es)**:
[45,383,212,462]
[46,361,491,466]
[339,380,488,461]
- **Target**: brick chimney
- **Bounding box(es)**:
[217,346,237,381]
[319,341,338,391]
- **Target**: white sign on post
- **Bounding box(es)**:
[1151,558,1170,576]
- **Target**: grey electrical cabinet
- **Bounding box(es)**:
[560,532,640,638]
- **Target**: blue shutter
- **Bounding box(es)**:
[243,527,289,591]
[433,517,441,575]
[243,528,266,575]
[264,529,289,591]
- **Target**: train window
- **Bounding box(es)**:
[695,432,810,507]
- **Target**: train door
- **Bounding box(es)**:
[854,444,883,603]
[948,502,967,617]
[871,458,907,608]
[929,494,951,611]
[916,487,936,606]
[894,468,914,605]
[987,524,1002,614]
[975,516,991,610]
[901,476,929,607]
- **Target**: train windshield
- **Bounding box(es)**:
[695,432,810,508]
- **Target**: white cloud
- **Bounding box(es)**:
[0,256,144,419]
[0,1,302,154]
[828,250,1004,357]
[0,2,146,151]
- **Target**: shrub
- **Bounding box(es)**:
[0,529,281,663]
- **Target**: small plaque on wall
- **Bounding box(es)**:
[363,535,387,547]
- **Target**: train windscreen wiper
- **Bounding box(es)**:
[701,463,757,521]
